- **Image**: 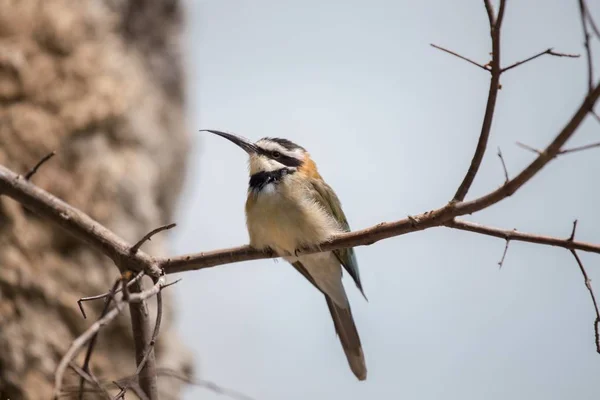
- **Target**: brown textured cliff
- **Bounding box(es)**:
[0,0,192,398]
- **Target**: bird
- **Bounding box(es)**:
[202,129,367,381]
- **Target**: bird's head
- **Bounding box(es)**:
[203,130,321,181]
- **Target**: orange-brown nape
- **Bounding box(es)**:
[298,153,322,180]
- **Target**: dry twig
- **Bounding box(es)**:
[77,271,145,319]
[452,0,506,202]
[501,48,579,73]
[53,277,175,399]
[24,151,56,180]
[497,147,509,182]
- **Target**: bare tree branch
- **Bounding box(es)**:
[497,147,509,182]
[446,219,600,253]
[0,3,598,394]
[430,44,489,71]
[77,271,145,319]
[501,48,580,73]
[582,0,600,39]
[53,277,173,399]
[112,277,176,400]
[571,250,600,353]
[579,0,594,91]
[559,142,600,155]
[127,278,158,400]
[3,74,600,277]
[78,279,121,400]
[517,141,600,156]
[131,223,177,254]
[452,0,506,202]
[0,165,162,277]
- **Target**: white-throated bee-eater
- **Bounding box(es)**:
[203,129,367,380]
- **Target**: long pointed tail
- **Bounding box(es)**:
[325,297,367,381]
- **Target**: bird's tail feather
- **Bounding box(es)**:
[325,297,367,381]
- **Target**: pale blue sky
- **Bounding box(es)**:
[172,1,600,399]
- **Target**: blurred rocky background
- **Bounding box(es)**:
[0,0,192,398]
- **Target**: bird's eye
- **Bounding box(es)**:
[272,151,281,158]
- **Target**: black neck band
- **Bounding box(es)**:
[249,168,295,192]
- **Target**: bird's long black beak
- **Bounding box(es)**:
[201,129,258,154]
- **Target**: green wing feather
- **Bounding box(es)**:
[308,178,365,296]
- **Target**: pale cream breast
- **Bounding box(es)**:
[245,177,341,255]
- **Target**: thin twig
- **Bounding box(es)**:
[517,141,600,156]
[24,151,55,180]
[497,147,509,182]
[112,276,168,400]
[498,238,511,268]
[69,362,111,400]
[559,142,600,155]
[77,271,145,319]
[131,223,177,254]
[579,0,594,92]
[516,141,542,154]
[430,44,489,71]
[570,249,600,353]
[78,280,121,400]
[501,48,579,73]
[583,0,600,39]
[452,0,506,202]
[446,219,600,254]
[54,277,173,399]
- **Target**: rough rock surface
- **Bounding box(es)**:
[0,0,192,398]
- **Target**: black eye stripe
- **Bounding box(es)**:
[256,147,302,167]
[278,154,302,167]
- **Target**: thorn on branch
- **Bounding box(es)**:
[24,151,56,180]
[569,219,579,241]
[131,223,177,254]
[407,215,418,227]
[497,147,509,183]
[430,43,490,72]
[501,48,579,73]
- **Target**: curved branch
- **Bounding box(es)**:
[452,0,506,201]
[0,165,162,277]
